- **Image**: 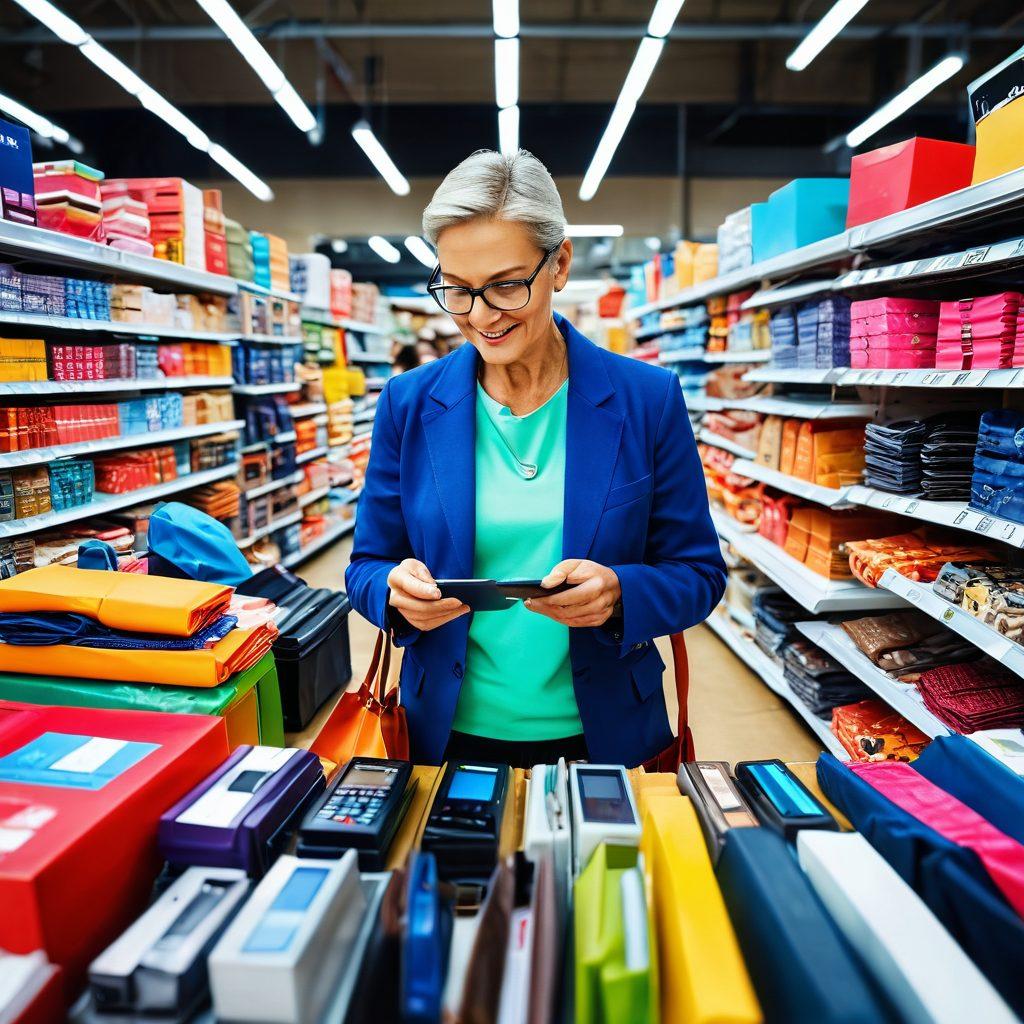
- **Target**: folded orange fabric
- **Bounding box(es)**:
[0,624,277,687]
[0,564,232,637]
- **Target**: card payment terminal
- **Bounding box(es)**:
[734,759,838,841]
[297,757,416,869]
[569,764,642,877]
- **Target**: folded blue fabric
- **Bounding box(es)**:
[976,410,1024,459]
[816,752,1024,1017]
[0,612,237,650]
[77,539,119,572]
[715,827,890,1024]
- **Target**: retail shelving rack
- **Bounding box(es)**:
[0,218,374,568]
[636,168,1024,771]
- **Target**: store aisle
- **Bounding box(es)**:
[291,539,824,763]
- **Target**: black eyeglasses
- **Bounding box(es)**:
[427,243,561,315]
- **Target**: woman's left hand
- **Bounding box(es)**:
[525,559,622,628]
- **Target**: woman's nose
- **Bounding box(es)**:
[467,303,503,330]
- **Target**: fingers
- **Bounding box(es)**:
[388,560,442,600]
[527,594,614,627]
[531,576,602,609]
[409,607,470,631]
[541,559,580,588]
[390,592,463,616]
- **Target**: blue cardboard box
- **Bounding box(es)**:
[0,119,36,226]
[759,179,849,261]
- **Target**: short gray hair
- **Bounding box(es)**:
[422,149,566,251]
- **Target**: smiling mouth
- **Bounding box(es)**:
[478,324,518,341]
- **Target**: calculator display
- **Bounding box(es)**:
[345,765,398,789]
[316,762,398,827]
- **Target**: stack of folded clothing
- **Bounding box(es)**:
[933,562,1024,642]
[841,610,980,679]
[768,307,798,368]
[790,419,866,488]
[849,298,940,369]
[32,160,105,242]
[936,292,1022,371]
[783,640,873,718]
[921,413,981,500]
[98,181,153,257]
[184,479,241,522]
[846,530,994,587]
[830,699,931,761]
[753,587,811,661]
[916,661,1024,732]
[0,565,275,687]
[864,419,926,493]
[970,409,1024,523]
[795,296,851,369]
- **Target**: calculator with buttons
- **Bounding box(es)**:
[296,758,415,870]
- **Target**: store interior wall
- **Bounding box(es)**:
[200,175,790,252]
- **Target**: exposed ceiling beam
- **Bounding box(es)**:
[1,19,1020,45]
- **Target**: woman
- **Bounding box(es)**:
[346,149,726,769]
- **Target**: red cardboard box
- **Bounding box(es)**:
[0,702,228,995]
[846,137,976,228]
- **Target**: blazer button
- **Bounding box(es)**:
[453,662,464,679]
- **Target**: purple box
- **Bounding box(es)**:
[157,745,325,877]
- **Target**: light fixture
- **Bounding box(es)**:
[645,236,661,250]
[498,105,519,156]
[193,0,316,133]
[620,37,666,105]
[331,239,349,254]
[351,120,410,196]
[368,235,402,264]
[0,90,82,151]
[647,0,685,39]
[579,98,636,201]
[11,0,272,200]
[494,38,519,110]
[565,224,625,237]
[786,0,870,72]
[845,54,965,149]
[404,236,436,268]
[492,0,519,39]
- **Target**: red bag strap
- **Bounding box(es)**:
[361,629,393,705]
[669,632,693,759]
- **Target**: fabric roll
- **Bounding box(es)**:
[0,612,236,649]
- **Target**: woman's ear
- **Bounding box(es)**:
[553,239,573,292]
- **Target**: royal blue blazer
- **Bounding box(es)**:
[345,312,726,767]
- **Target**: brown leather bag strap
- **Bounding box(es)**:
[375,630,393,704]
[670,632,694,762]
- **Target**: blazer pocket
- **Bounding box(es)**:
[604,473,653,512]
[400,651,426,697]
[630,645,666,703]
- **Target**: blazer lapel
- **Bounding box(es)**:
[559,315,623,559]
[423,344,477,578]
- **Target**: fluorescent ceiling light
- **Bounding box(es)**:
[12,0,272,200]
[331,239,348,254]
[648,0,686,38]
[494,38,519,109]
[498,105,519,156]
[351,120,410,196]
[368,235,402,264]
[493,0,519,39]
[845,54,965,149]
[404,236,436,268]
[579,97,636,201]
[645,236,661,250]
[565,224,625,237]
[621,37,666,105]
[0,90,77,147]
[786,0,870,72]
[193,0,316,133]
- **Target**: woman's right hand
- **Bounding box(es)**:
[387,559,469,632]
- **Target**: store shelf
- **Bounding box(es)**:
[712,509,905,613]
[244,470,304,500]
[0,419,245,470]
[0,376,235,397]
[0,461,239,538]
[296,446,328,465]
[0,311,239,342]
[239,281,303,304]
[282,516,357,568]
[796,620,950,739]
[697,428,756,459]
[685,393,726,413]
[741,280,835,310]
[706,610,850,759]
[301,308,390,335]
[703,350,772,364]
[298,486,330,507]
[840,367,1024,389]
[240,431,297,454]
[731,460,853,508]
[635,322,687,341]
[744,367,841,385]
[288,402,328,419]
[347,351,393,364]
[0,218,237,296]
[845,485,1024,548]
[726,395,878,419]
[241,334,304,346]
[658,347,706,364]
[237,509,304,549]
[232,382,302,396]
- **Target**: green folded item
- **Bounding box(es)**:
[0,651,284,746]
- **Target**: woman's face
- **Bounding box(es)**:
[434,218,572,366]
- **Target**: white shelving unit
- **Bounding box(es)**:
[745,367,840,385]
[296,446,328,465]
[0,461,240,538]
[0,312,239,342]
[298,486,330,508]
[702,350,771,364]
[0,419,245,470]
[232,382,302,396]
[244,470,304,501]
[726,395,878,419]
[697,429,756,460]
[712,509,906,613]
[346,351,393,364]
[241,431,297,454]
[706,610,850,759]
[658,347,705,364]
[288,402,328,419]
[283,516,356,568]
[237,509,304,549]
[685,393,726,413]
[301,308,390,335]
[0,376,235,397]
[745,366,1024,389]
[731,460,853,508]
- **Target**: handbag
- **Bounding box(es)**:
[310,628,410,766]
[643,632,695,772]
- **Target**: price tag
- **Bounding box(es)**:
[942,608,955,622]
[976,517,994,534]
[963,246,991,266]
[882,495,896,508]
[905,500,920,514]
[892,372,907,385]
[930,373,949,387]
[906,586,923,604]
[953,372,971,385]
[1001,523,1017,541]
[922,372,937,385]
[954,510,969,525]
[1010,238,1024,258]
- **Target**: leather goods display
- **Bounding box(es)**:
[236,565,353,732]
[816,751,1024,1017]
[715,826,885,1024]
[310,629,409,766]
[840,611,978,677]
[159,745,325,877]
[797,831,1017,1024]
[638,794,759,1024]
[0,564,232,636]
[830,699,931,762]
[845,530,994,588]
[969,45,1024,185]
[936,293,1022,371]
[0,701,228,988]
[915,661,1024,732]
[845,137,977,227]
[782,640,872,718]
